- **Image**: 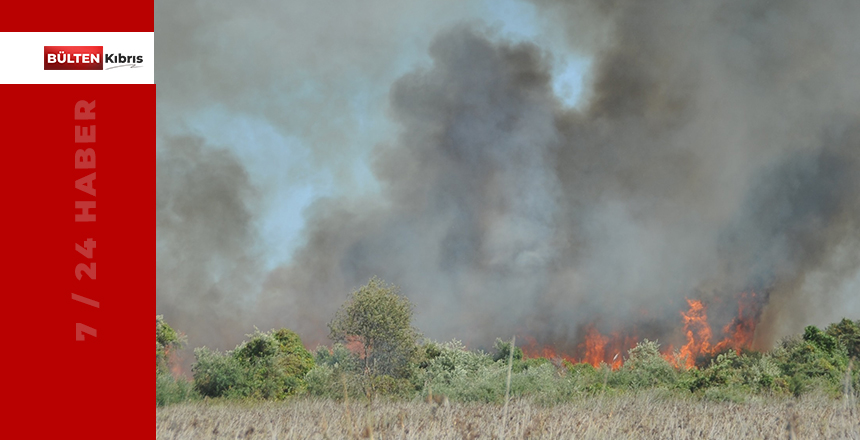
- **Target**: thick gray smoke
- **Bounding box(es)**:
[156,136,261,352]
[157,0,860,356]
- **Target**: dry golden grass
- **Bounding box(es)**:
[156,392,859,439]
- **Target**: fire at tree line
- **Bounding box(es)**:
[156,278,860,407]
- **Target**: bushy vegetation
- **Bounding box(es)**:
[299,319,857,405]
[192,328,314,400]
[156,372,196,407]
[157,282,860,408]
[156,315,181,374]
[328,277,421,379]
[156,315,196,406]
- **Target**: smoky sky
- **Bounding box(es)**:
[157,0,860,356]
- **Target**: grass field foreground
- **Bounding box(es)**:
[156,392,859,440]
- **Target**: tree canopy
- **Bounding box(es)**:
[328,277,421,378]
[193,328,314,399]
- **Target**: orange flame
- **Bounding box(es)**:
[522,336,576,363]
[677,299,712,368]
[672,294,760,368]
[580,325,608,367]
[164,347,187,378]
[713,292,758,354]
[521,292,760,370]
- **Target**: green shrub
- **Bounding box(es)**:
[192,328,315,399]
[612,340,676,389]
[309,342,418,400]
[305,365,337,398]
[421,341,442,365]
[492,338,524,362]
[315,343,359,372]
[179,318,860,403]
[826,319,860,360]
[509,363,574,404]
[155,316,194,406]
[804,325,839,355]
[156,315,183,374]
[771,331,849,397]
[735,352,783,392]
[156,372,196,406]
[192,347,246,398]
[565,362,609,394]
[514,356,552,374]
[305,365,362,400]
[419,340,503,402]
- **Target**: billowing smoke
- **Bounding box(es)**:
[156,136,261,352]
[157,0,860,357]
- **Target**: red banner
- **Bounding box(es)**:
[3,2,153,439]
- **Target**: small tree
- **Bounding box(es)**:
[328,277,420,378]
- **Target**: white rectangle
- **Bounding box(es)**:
[0,32,154,84]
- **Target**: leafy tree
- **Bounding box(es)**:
[825,318,860,360]
[328,277,421,378]
[803,325,839,355]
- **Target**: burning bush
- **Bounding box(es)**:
[156,315,183,374]
[156,373,195,407]
[156,316,195,406]
[165,316,860,405]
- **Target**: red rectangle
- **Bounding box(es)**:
[1,3,153,32]
[8,1,154,438]
[45,46,104,70]
[2,84,153,438]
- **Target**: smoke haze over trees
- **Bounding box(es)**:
[156,0,860,357]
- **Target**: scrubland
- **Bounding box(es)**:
[156,285,860,439]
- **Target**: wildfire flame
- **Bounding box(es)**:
[164,347,187,378]
[676,299,713,368]
[713,292,758,354]
[581,325,608,367]
[521,292,760,370]
[523,336,576,363]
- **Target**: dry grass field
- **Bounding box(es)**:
[156,392,859,440]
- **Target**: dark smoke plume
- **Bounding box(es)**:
[157,0,860,355]
[156,136,261,353]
